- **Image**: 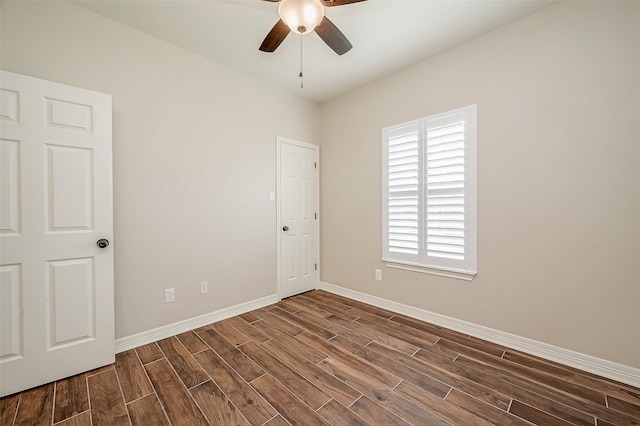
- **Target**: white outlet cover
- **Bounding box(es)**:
[165,288,175,303]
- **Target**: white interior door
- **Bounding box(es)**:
[278,137,318,299]
[0,70,114,397]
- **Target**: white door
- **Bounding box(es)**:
[0,71,114,397]
[278,137,319,299]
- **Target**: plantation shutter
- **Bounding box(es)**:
[382,105,476,278]
[425,113,466,261]
[387,124,420,256]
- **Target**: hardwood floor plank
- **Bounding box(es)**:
[450,355,638,425]
[400,383,495,426]
[87,369,130,426]
[317,357,395,400]
[13,384,54,426]
[505,350,640,406]
[283,294,345,320]
[442,387,532,425]
[291,292,359,321]
[251,374,328,426]
[274,300,301,313]
[190,380,249,425]
[368,342,512,410]
[349,395,412,426]
[197,328,264,382]
[176,330,209,354]
[452,345,609,407]
[261,339,362,407]
[238,341,332,410]
[329,335,451,398]
[455,354,607,405]
[422,345,603,425]
[326,314,420,355]
[156,336,210,389]
[357,316,440,350]
[360,311,444,347]
[212,319,251,347]
[55,411,91,426]
[268,307,336,340]
[238,311,260,324]
[312,291,397,320]
[284,307,372,347]
[224,316,271,344]
[135,342,164,365]
[317,399,368,425]
[296,332,402,388]
[389,314,472,344]
[53,373,89,423]
[608,394,640,418]
[0,393,20,426]
[114,349,154,403]
[126,393,170,426]
[85,364,115,377]
[509,399,575,426]
[194,349,276,425]
[252,309,305,336]
[251,320,327,364]
[144,358,208,425]
[368,386,453,426]
[263,415,291,426]
[280,299,371,345]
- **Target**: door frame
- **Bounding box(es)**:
[276,136,320,300]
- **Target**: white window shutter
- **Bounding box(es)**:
[387,124,420,256]
[426,115,466,261]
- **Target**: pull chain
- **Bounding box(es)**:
[299,33,304,89]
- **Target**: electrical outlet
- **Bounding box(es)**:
[165,288,175,303]
[200,281,208,294]
[375,269,382,281]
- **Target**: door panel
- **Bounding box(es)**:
[47,258,95,348]
[279,138,318,299]
[0,70,114,397]
[0,138,20,234]
[0,264,22,360]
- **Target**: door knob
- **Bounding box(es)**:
[282,226,289,232]
[96,238,110,248]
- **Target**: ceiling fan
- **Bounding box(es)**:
[259,0,366,56]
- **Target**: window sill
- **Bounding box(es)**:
[382,259,477,281]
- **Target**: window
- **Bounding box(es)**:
[382,105,477,279]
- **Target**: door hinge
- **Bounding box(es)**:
[315,212,317,220]
[315,263,318,271]
[314,162,317,169]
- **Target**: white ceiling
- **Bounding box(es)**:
[74,0,554,103]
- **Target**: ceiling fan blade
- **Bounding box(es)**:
[259,19,290,52]
[322,0,366,7]
[315,16,352,55]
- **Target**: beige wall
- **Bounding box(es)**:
[0,1,320,338]
[320,1,640,368]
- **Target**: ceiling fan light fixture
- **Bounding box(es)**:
[278,0,325,34]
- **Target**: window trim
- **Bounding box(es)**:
[382,105,477,280]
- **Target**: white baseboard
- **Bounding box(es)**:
[115,294,278,353]
[319,281,640,388]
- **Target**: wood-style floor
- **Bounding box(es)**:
[1,290,639,425]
